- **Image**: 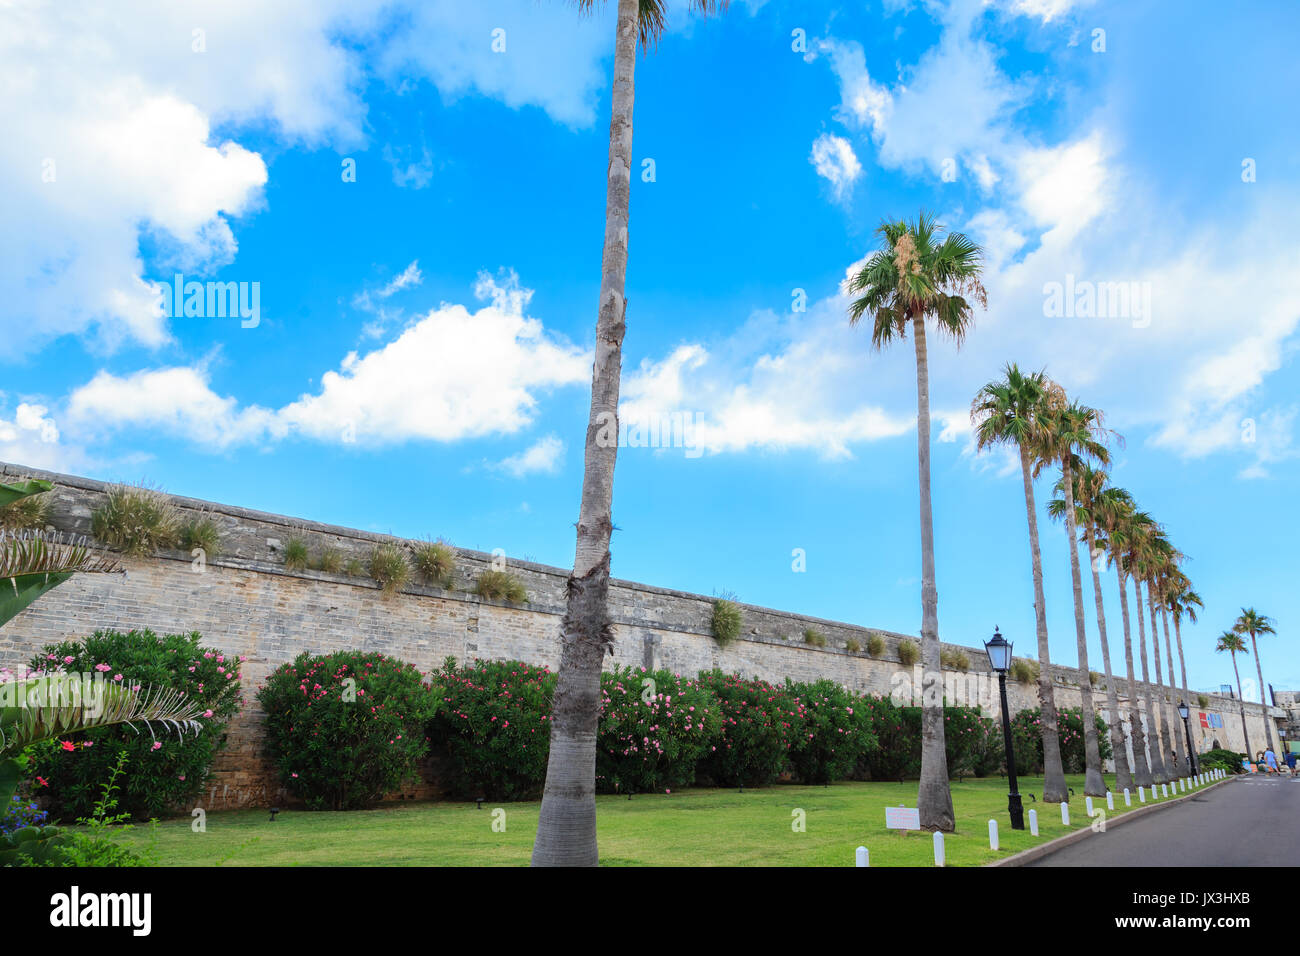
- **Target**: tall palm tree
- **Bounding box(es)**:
[1122,511,1170,783]
[1234,608,1277,752]
[848,213,986,831]
[971,363,1068,803]
[1099,492,1152,787]
[1156,571,1188,775]
[1167,577,1203,751]
[1137,528,1183,778]
[1146,535,1188,777]
[1037,395,1112,796]
[1050,463,1133,793]
[1216,631,1252,757]
[532,0,730,868]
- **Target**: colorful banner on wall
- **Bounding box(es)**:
[1198,712,1224,729]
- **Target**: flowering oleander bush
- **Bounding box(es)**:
[694,670,803,787]
[1010,706,1111,775]
[259,650,438,810]
[28,629,243,820]
[428,657,554,800]
[785,679,878,784]
[595,666,722,794]
[940,705,996,779]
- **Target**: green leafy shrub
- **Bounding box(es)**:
[369,543,411,594]
[855,693,912,781]
[1199,747,1246,773]
[897,639,919,666]
[28,629,242,820]
[1010,659,1039,684]
[785,679,878,784]
[866,633,886,658]
[1009,707,1112,775]
[596,666,722,794]
[283,537,309,570]
[413,540,456,589]
[428,658,554,800]
[179,516,222,558]
[694,671,801,787]
[940,648,970,671]
[845,638,861,653]
[1196,694,1209,708]
[90,485,180,556]
[258,650,437,810]
[711,598,742,647]
[472,569,527,603]
[803,627,826,648]
[941,706,996,780]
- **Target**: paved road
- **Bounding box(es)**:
[1030,775,1299,866]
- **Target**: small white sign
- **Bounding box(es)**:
[885,806,921,831]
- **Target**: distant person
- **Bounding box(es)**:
[1264,748,1279,773]
[1285,750,1297,776]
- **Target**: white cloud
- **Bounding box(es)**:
[66,367,277,449]
[809,134,863,201]
[60,272,590,450]
[0,403,76,473]
[495,435,565,477]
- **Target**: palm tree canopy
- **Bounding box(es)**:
[1033,397,1116,478]
[846,212,986,349]
[1216,632,1248,655]
[575,0,729,50]
[1234,607,1276,638]
[970,362,1051,453]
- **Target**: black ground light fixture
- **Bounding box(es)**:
[984,627,1024,831]
[1177,700,1198,775]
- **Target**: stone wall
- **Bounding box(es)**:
[0,462,1278,807]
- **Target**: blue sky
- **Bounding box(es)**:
[2,0,1296,696]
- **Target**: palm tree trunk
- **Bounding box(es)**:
[1160,607,1186,776]
[1017,443,1067,803]
[531,0,638,867]
[911,311,953,832]
[1134,576,1168,783]
[1174,616,1195,755]
[1117,564,1152,787]
[1232,652,1252,758]
[1089,526,1132,792]
[1248,636,1275,751]
[1061,457,1104,796]
[1147,586,1182,778]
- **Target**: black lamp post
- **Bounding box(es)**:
[1177,701,1197,775]
[985,627,1023,830]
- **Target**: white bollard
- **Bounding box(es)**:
[856,846,869,867]
[933,831,945,867]
[1139,787,1146,803]
[1028,808,1039,836]
[1085,796,1094,817]
[1162,784,1169,798]
[1124,788,1131,806]
[989,819,999,850]
[1107,791,1114,811]
[1061,802,1070,825]
[1180,779,1186,792]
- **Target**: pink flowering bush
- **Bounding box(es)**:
[1011,707,1111,775]
[694,670,804,787]
[258,650,438,810]
[785,679,878,784]
[428,657,555,800]
[28,629,243,819]
[595,666,722,794]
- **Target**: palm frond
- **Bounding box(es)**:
[0,675,207,755]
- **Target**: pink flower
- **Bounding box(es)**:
[151,742,162,751]
[94,663,111,672]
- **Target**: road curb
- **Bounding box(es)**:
[985,775,1238,867]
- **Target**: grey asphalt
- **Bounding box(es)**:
[1029,775,1300,866]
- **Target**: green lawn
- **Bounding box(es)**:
[120,773,1195,866]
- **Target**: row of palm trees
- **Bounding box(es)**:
[971,362,1221,804]
[1216,608,1279,759]
[531,0,1276,858]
